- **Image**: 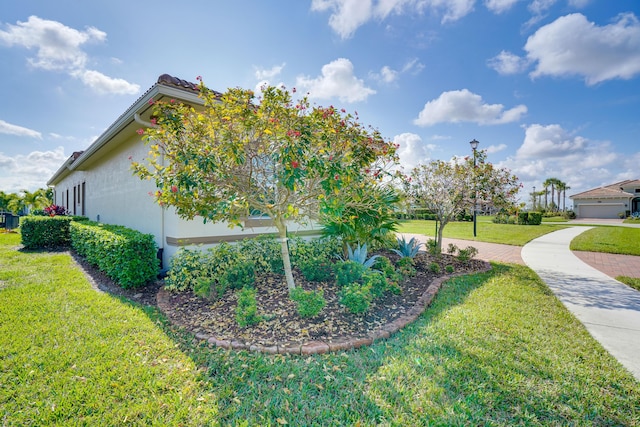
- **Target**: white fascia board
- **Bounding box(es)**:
[68,85,203,172]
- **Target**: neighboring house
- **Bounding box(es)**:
[47,74,319,268]
[570,180,640,219]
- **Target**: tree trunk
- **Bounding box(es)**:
[276,222,296,291]
[436,218,447,254]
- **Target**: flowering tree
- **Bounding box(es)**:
[132,82,398,290]
[408,150,520,252]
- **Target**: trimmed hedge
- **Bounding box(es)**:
[20,216,73,249]
[70,221,159,288]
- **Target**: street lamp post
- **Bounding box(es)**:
[469,139,479,237]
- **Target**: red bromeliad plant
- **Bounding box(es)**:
[44,205,67,217]
[131,81,398,290]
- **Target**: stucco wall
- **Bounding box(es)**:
[54,134,320,268]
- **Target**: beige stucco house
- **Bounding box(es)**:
[570,180,640,219]
[47,74,319,268]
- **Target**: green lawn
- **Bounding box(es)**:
[1,232,639,425]
[397,217,568,246]
[617,276,640,292]
[570,226,640,256]
[0,232,217,426]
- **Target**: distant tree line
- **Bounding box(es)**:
[0,188,52,215]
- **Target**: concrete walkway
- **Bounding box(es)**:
[521,227,640,381]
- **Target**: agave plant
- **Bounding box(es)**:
[344,242,380,268]
[391,235,424,259]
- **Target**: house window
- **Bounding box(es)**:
[81,182,86,216]
[73,186,77,215]
[66,189,69,211]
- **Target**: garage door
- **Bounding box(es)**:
[578,204,624,219]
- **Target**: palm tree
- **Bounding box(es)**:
[6,194,25,215]
[0,191,9,211]
[542,178,554,210]
[21,189,50,214]
[561,183,571,211]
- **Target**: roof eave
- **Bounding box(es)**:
[68,84,203,173]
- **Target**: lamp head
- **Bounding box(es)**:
[469,139,479,150]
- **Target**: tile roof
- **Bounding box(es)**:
[157,73,200,92]
[571,179,640,199]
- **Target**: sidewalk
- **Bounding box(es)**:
[521,227,640,381]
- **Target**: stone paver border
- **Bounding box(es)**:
[157,261,492,355]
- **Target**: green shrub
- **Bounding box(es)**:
[238,236,282,274]
[165,248,206,291]
[290,236,341,267]
[70,221,159,289]
[193,277,215,299]
[528,212,543,225]
[373,256,395,277]
[236,287,262,327]
[362,270,388,299]
[339,283,372,314]
[397,257,416,277]
[221,258,256,291]
[457,246,479,263]
[290,287,326,318]
[446,243,458,255]
[20,216,72,249]
[426,238,439,256]
[299,258,334,282]
[445,265,455,274]
[334,261,366,288]
[518,212,529,225]
[429,262,441,274]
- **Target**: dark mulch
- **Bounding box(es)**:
[73,249,486,347]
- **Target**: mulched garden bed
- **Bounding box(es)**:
[73,249,490,354]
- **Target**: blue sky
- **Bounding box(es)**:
[1,0,639,205]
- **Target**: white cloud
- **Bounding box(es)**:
[0,119,42,139]
[516,123,587,158]
[393,132,435,170]
[311,0,476,39]
[402,58,425,74]
[484,0,520,14]
[71,69,140,95]
[255,63,286,80]
[371,58,425,84]
[527,0,557,15]
[526,13,640,85]
[0,16,139,95]
[500,123,625,198]
[296,58,376,103]
[486,143,508,154]
[311,0,374,39]
[0,146,67,193]
[413,89,527,126]
[488,50,530,75]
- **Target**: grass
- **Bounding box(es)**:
[570,226,640,256]
[0,232,217,426]
[617,276,640,291]
[397,217,568,246]
[2,232,639,425]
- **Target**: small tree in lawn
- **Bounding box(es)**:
[408,150,520,253]
[131,81,397,291]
